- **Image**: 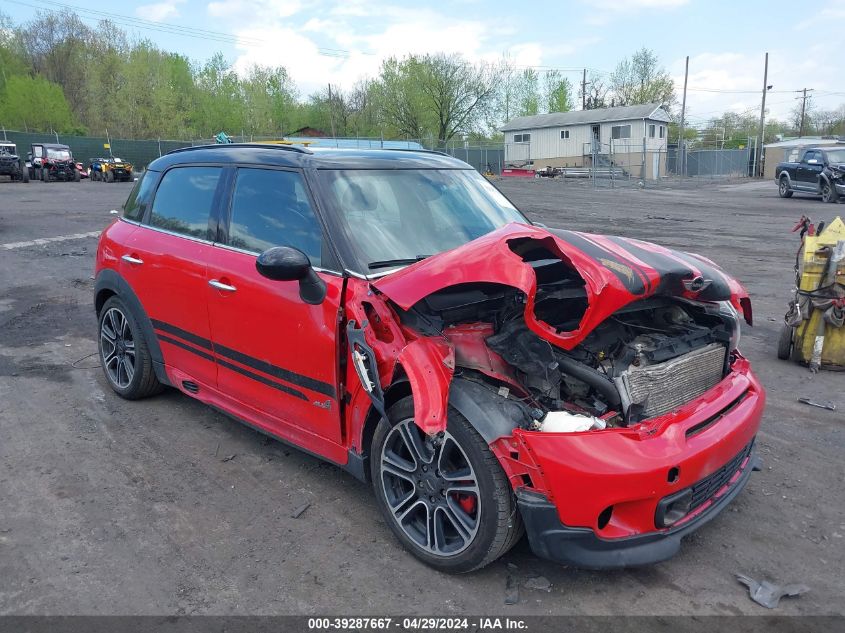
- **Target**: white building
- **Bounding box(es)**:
[501,103,672,179]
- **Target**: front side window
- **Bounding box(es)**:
[612,125,632,139]
[149,166,222,239]
[319,169,527,273]
[803,150,819,163]
[227,168,322,266]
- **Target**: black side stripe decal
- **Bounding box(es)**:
[158,334,309,402]
[153,319,214,351]
[158,334,215,362]
[151,319,335,399]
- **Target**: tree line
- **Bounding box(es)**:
[1,10,842,145]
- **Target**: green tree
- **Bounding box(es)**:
[516,68,540,117]
[610,48,675,108]
[543,70,573,113]
[0,74,76,132]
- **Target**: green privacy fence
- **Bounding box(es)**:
[0,130,192,170]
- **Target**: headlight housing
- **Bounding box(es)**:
[718,300,741,351]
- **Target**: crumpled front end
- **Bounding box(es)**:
[348,222,764,567]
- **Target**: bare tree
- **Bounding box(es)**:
[581,71,609,110]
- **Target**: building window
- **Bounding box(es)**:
[514,133,531,143]
[611,125,631,140]
[659,126,665,139]
[649,124,656,138]
[560,130,570,140]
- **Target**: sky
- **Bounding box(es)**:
[4,0,845,126]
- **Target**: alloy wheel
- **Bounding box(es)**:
[822,183,832,203]
[100,307,136,389]
[379,418,481,557]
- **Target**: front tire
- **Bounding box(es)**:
[777,323,794,360]
[371,397,523,573]
[821,181,838,203]
[41,167,49,182]
[21,167,29,183]
[98,296,163,400]
[778,177,793,198]
[106,170,114,183]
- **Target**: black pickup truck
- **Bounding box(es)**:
[775,146,845,203]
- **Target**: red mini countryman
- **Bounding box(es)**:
[95,145,764,573]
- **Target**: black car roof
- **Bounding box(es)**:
[147,144,471,171]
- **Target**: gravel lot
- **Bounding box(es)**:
[0,175,843,616]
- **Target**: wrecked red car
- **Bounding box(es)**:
[94,145,764,573]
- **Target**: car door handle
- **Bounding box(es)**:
[208,279,237,292]
[121,254,144,265]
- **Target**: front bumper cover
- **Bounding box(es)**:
[517,445,760,569]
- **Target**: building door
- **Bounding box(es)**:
[591,125,601,153]
[652,152,660,180]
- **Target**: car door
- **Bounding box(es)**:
[206,166,344,446]
[121,166,225,389]
[797,150,822,190]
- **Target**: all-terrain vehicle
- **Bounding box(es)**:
[96,156,133,182]
[30,143,80,182]
[0,142,30,182]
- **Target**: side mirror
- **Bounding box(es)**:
[256,246,327,305]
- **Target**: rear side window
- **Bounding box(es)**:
[227,168,322,266]
[149,166,222,239]
[123,172,156,222]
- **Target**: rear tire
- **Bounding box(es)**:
[73,168,80,182]
[106,170,114,183]
[21,168,29,183]
[41,167,49,182]
[370,396,523,573]
[778,177,793,198]
[98,296,164,400]
[777,323,794,360]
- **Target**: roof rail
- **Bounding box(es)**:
[383,147,452,158]
[166,142,313,156]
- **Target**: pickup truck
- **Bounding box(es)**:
[775,146,845,203]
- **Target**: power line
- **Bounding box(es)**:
[6,0,358,58]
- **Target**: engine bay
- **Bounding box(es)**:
[402,279,738,431]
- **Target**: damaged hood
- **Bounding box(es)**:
[373,223,751,349]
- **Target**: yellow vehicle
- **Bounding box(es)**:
[778,216,845,370]
[95,157,133,183]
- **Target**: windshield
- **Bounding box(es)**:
[0,145,15,155]
[320,169,527,273]
[826,149,845,163]
[47,148,71,160]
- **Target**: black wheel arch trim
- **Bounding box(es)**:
[354,374,527,483]
[447,377,528,444]
[94,269,171,386]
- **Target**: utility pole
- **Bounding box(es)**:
[581,68,587,109]
[678,55,689,177]
[756,52,769,178]
[328,83,337,138]
[797,87,814,137]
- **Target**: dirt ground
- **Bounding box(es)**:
[0,176,843,616]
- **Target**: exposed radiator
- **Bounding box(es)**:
[618,343,727,418]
